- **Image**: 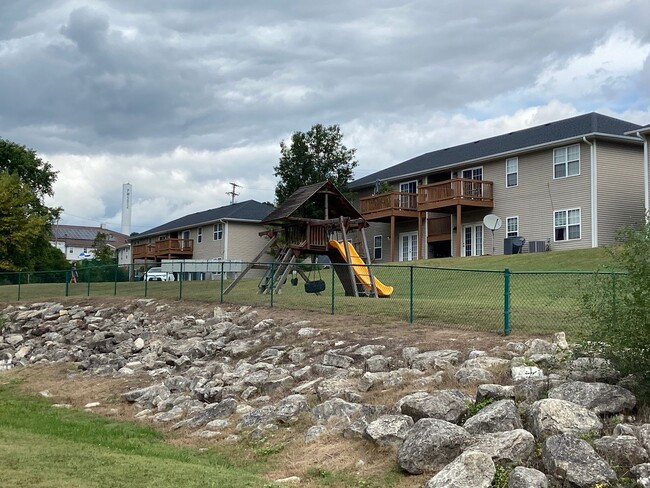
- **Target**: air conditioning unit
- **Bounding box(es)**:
[504,237,525,255]
[528,240,548,253]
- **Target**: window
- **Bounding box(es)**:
[374,236,382,260]
[506,216,519,238]
[506,157,518,187]
[197,227,203,243]
[554,209,581,241]
[554,144,580,178]
[213,223,223,240]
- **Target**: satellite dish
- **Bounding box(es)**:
[483,214,502,230]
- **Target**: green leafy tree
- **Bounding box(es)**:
[0,173,50,271]
[581,220,650,398]
[92,231,116,264]
[0,138,61,272]
[273,124,358,205]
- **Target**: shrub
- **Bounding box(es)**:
[581,220,650,399]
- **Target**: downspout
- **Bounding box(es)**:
[583,137,597,248]
[638,132,649,218]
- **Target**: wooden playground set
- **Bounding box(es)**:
[223,181,393,298]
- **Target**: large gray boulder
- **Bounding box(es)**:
[463,399,522,434]
[476,384,515,402]
[400,389,472,423]
[274,394,310,424]
[312,398,362,424]
[466,429,535,465]
[593,435,649,468]
[547,381,636,414]
[398,418,471,474]
[568,357,619,383]
[424,450,495,488]
[527,398,603,440]
[364,415,413,449]
[409,349,461,371]
[542,433,616,487]
[630,463,650,488]
[507,466,548,488]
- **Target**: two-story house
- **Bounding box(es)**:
[130,199,275,269]
[51,224,129,264]
[349,112,648,261]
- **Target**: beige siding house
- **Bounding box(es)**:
[350,113,647,261]
[130,200,275,275]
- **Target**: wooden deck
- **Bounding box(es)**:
[359,179,493,222]
[359,192,418,221]
[418,179,494,211]
[132,238,194,260]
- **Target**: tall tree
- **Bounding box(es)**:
[92,231,116,264]
[0,138,61,271]
[0,173,50,271]
[273,124,358,205]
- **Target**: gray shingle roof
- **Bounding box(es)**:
[52,225,128,248]
[137,200,275,237]
[350,112,643,189]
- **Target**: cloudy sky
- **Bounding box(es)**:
[2,1,649,234]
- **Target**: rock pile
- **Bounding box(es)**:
[2,299,650,487]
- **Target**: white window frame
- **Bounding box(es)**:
[506,157,518,188]
[197,227,203,243]
[554,208,581,242]
[213,222,223,240]
[462,224,484,257]
[399,232,418,262]
[553,144,580,179]
[373,235,382,260]
[506,216,519,238]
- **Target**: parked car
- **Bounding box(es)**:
[143,267,175,281]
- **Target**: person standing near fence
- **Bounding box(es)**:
[70,263,78,283]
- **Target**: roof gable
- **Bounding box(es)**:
[350,112,643,189]
[262,181,362,224]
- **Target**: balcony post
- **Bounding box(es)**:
[455,204,462,257]
[390,216,395,261]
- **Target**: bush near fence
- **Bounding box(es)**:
[0,261,621,337]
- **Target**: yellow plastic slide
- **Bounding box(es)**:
[328,240,394,297]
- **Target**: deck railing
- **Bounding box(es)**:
[359,192,418,216]
[418,179,493,209]
[428,216,452,240]
[132,239,194,259]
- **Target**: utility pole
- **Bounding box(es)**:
[226,182,240,204]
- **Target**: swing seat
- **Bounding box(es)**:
[304,279,326,294]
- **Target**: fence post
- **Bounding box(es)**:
[611,273,617,326]
[330,265,335,315]
[144,270,148,297]
[220,261,225,303]
[114,263,118,296]
[179,261,184,300]
[409,266,414,324]
[17,272,22,301]
[65,271,69,297]
[503,268,511,336]
[86,266,90,297]
[270,261,275,307]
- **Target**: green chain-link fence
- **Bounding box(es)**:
[0,261,622,337]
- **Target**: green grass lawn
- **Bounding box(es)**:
[0,248,617,336]
[0,380,265,488]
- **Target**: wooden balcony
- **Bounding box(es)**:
[428,216,452,242]
[418,178,493,212]
[132,238,194,260]
[359,192,419,221]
